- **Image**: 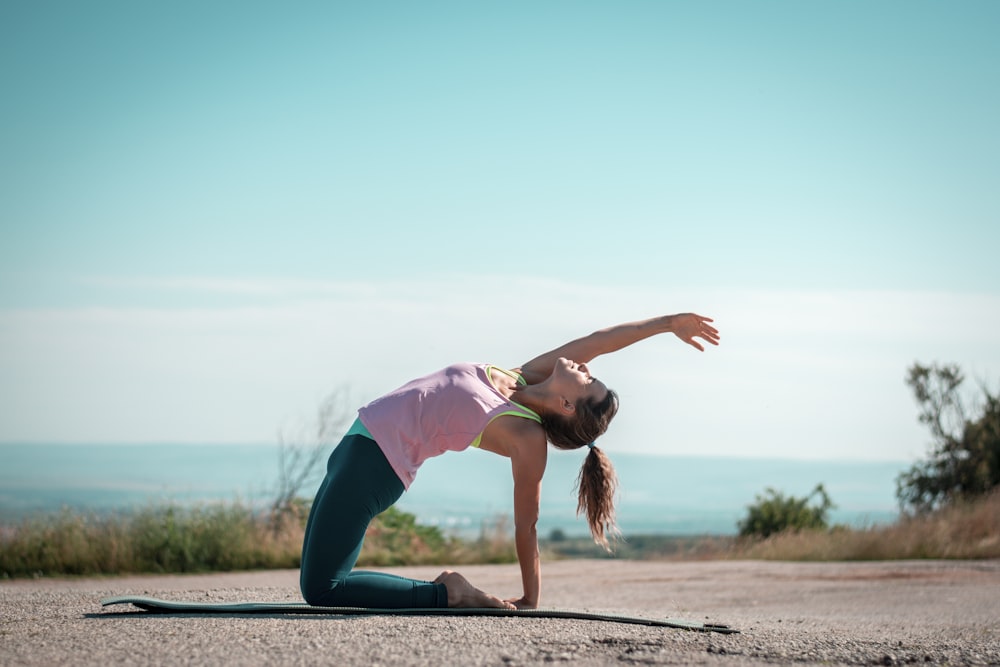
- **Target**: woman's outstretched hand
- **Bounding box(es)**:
[670,313,720,351]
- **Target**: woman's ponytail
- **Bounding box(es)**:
[540,387,620,549]
[576,445,619,550]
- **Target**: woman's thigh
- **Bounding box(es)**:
[299,435,403,597]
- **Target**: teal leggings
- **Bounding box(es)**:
[299,434,448,608]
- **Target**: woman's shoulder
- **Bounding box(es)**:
[478,409,547,458]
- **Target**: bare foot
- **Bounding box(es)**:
[434,570,515,609]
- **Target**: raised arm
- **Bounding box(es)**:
[518,313,719,384]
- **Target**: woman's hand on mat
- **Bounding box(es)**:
[435,570,516,610]
[505,596,538,610]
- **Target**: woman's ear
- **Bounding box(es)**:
[560,397,576,415]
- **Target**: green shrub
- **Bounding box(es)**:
[361,506,451,566]
[738,484,834,538]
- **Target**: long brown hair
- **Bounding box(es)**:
[541,389,620,549]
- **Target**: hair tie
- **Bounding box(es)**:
[586,442,596,450]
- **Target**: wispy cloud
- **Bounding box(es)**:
[1,279,997,459]
[80,275,382,299]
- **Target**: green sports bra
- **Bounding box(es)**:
[469,365,541,448]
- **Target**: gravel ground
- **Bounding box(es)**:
[2,559,998,666]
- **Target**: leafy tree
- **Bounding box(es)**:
[897,363,1000,513]
[738,484,834,538]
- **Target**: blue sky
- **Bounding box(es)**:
[1,2,998,460]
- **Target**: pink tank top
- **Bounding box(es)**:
[357,362,541,489]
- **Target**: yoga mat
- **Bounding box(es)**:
[100,596,738,634]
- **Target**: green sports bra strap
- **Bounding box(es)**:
[488,364,528,386]
[469,407,542,448]
[500,405,541,423]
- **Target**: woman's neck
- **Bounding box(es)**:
[510,384,551,414]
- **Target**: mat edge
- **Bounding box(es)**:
[99,596,738,634]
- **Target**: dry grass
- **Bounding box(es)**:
[542,491,1000,562]
[5,492,997,578]
[0,504,306,578]
[0,503,517,578]
[733,489,1000,561]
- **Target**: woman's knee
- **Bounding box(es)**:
[301,572,348,606]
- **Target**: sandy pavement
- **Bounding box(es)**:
[2,559,998,666]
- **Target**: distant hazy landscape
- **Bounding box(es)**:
[0,443,906,537]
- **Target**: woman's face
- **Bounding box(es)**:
[552,357,609,407]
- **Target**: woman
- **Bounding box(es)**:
[300,312,720,610]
